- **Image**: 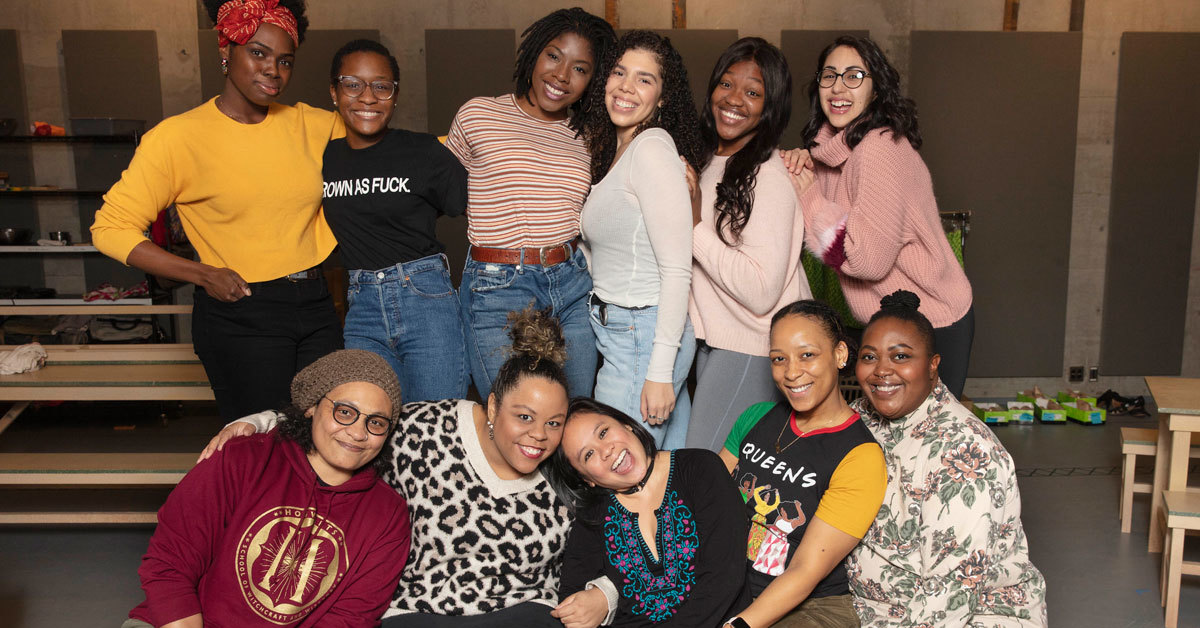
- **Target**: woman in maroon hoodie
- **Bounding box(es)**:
[124,350,411,628]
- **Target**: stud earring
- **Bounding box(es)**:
[838,362,846,369]
[486,419,495,440]
[221,58,229,75]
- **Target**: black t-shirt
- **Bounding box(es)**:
[322,129,467,271]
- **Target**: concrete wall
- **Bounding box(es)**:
[2,0,1198,395]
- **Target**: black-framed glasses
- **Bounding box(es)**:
[322,396,392,436]
[817,69,871,89]
[335,75,398,101]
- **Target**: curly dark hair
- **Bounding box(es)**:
[513,7,616,133]
[699,37,792,246]
[203,0,310,45]
[330,39,399,85]
[865,289,936,355]
[545,397,657,524]
[276,403,395,476]
[799,35,920,151]
[490,306,571,404]
[772,299,856,375]
[578,30,706,183]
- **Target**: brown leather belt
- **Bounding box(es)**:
[469,241,576,266]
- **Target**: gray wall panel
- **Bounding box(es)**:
[911,31,1081,377]
[62,30,163,127]
[1100,32,1200,375]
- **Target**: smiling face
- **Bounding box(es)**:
[331,51,395,149]
[562,411,648,490]
[769,314,849,417]
[222,23,295,109]
[522,31,595,121]
[605,47,664,142]
[857,317,941,419]
[486,375,569,476]
[818,45,874,129]
[305,381,391,485]
[711,59,766,156]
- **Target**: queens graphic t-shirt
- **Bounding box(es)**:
[322,128,467,271]
[726,402,885,600]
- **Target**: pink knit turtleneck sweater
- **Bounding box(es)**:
[800,124,972,328]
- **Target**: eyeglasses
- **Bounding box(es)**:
[817,69,871,89]
[321,396,392,436]
[335,75,398,101]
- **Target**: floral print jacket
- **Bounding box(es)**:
[847,382,1047,627]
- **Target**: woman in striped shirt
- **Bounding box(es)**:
[447,8,615,400]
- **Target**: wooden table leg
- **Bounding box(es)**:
[1151,411,1171,552]
[1170,421,1192,490]
[0,401,29,438]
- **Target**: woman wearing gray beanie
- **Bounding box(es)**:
[126,349,412,628]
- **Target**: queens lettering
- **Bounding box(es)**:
[323,176,412,198]
[740,442,818,487]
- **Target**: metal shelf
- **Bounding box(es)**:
[0,135,138,144]
[0,189,105,197]
[0,245,99,253]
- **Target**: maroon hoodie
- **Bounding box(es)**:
[130,430,410,627]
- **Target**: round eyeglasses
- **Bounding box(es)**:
[817,69,871,89]
[322,396,392,436]
[335,75,398,101]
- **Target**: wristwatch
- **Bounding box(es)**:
[725,618,751,628]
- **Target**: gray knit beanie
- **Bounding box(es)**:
[290,350,403,421]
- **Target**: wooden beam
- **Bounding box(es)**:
[605,0,619,28]
[1003,0,1020,31]
[672,0,686,29]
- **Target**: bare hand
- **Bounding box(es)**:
[778,148,813,174]
[640,380,676,426]
[201,265,251,302]
[788,167,817,198]
[198,421,256,462]
[682,158,702,226]
[551,588,607,628]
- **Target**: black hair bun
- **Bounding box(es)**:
[880,289,921,312]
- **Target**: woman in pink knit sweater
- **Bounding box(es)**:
[685,38,813,451]
[784,35,974,397]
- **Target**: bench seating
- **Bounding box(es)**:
[1161,491,1200,627]
[0,343,212,524]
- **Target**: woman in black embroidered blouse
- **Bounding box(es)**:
[548,398,749,628]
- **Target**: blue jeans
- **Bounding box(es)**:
[460,245,597,399]
[590,300,695,450]
[344,254,468,402]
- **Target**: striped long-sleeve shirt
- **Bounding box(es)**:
[445,94,592,248]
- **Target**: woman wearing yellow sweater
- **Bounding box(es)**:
[91,0,344,421]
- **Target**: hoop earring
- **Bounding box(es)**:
[221,57,229,76]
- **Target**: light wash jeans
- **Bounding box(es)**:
[344,253,468,402]
[590,299,696,450]
[460,245,597,399]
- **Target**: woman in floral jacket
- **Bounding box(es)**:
[847,290,1046,627]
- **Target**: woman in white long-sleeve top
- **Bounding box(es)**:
[576,30,706,449]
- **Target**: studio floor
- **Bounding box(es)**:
[0,399,1196,627]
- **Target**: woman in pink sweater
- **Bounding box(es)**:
[685,38,813,451]
[785,35,974,397]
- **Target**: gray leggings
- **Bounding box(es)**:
[685,343,783,452]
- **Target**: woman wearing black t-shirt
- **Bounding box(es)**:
[323,39,469,401]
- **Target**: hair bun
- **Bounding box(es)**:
[879,289,921,312]
[508,306,568,368]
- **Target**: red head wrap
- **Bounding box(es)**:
[215,0,299,48]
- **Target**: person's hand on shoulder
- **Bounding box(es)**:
[778,147,813,174]
[197,421,256,462]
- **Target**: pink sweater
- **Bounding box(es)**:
[801,125,971,328]
[689,154,811,357]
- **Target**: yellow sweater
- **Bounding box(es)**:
[91,98,343,282]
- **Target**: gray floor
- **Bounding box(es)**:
[0,400,1197,627]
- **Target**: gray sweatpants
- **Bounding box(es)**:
[684,343,783,452]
